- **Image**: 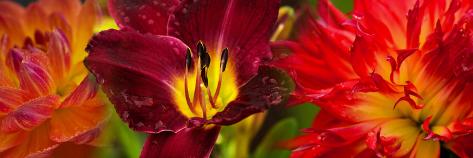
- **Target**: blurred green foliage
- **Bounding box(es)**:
[252,118,297,158]
[309,0,353,13]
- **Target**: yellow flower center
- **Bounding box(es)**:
[172,41,239,119]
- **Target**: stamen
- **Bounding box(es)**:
[213,48,229,101]
[184,48,195,113]
[196,41,211,119]
[200,85,207,119]
[220,48,229,71]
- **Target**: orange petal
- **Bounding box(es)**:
[38,0,81,23]
[46,29,71,84]
[59,75,97,108]
[0,1,25,18]
[1,95,59,133]
[72,0,100,64]
[0,14,26,46]
[10,49,56,97]
[50,142,98,158]
[0,131,27,152]
[2,123,58,158]
[25,3,49,35]
[49,13,73,43]
[49,98,109,142]
[0,87,30,116]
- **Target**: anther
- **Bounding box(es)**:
[220,48,229,72]
[197,41,206,58]
[185,48,192,70]
[213,48,229,102]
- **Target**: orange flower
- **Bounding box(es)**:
[0,0,109,157]
[276,0,473,157]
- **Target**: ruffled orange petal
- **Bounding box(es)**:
[59,75,97,108]
[71,0,100,64]
[0,1,24,18]
[38,0,81,24]
[0,87,30,116]
[49,97,109,142]
[0,131,26,152]
[46,29,71,85]
[25,3,49,36]
[9,49,56,97]
[1,95,59,133]
[0,14,26,46]
[2,123,58,158]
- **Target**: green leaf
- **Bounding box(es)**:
[287,103,320,129]
[252,118,298,158]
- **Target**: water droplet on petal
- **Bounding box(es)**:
[148,19,154,24]
[136,122,145,127]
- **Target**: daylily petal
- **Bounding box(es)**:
[1,95,59,133]
[84,29,189,133]
[50,97,108,142]
[209,66,294,125]
[2,123,58,158]
[169,0,280,84]
[108,0,181,35]
[59,75,97,108]
[140,126,220,158]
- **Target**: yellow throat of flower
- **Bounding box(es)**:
[173,41,239,119]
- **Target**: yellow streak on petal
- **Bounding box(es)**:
[380,119,420,157]
[409,135,440,158]
[350,92,403,121]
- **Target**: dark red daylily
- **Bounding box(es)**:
[84,0,293,157]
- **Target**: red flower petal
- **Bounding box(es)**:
[1,95,59,133]
[354,0,417,47]
[168,0,280,84]
[109,0,181,35]
[208,66,294,125]
[84,29,189,133]
[447,134,473,158]
[350,36,377,78]
[140,125,220,158]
